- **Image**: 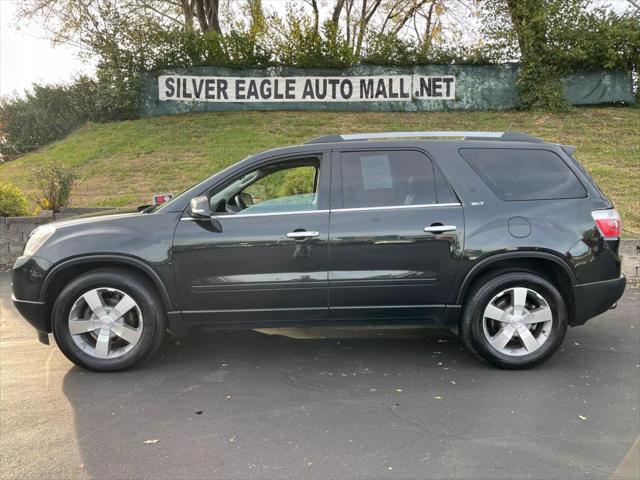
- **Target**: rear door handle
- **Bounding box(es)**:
[286,230,320,239]
[424,225,457,233]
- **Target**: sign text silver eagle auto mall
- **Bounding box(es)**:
[158,75,456,102]
[139,67,633,115]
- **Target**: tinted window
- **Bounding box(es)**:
[340,150,436,208]
[460,148,587,201]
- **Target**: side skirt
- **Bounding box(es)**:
[171,305,462,334]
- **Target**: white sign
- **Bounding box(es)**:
[361,155,393,190]
[158,74,455,102]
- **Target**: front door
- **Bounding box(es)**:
[172,154,330,327]
[328,148,463,323]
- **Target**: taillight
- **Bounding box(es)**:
[592,209,621,237]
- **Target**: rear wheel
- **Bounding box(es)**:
[52,269,166,371]
[460,271,568,369]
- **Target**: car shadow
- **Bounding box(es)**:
[60,327,488,478]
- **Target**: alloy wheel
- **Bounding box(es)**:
[482,287,553,357]
[68,287,143,360]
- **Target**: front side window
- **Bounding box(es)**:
[340,150,437,209]
[209,160,320,215]
[460,148,587,201]
[241,166,318,214]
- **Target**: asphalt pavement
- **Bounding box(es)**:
[1,272,638,480]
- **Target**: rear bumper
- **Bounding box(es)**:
[572,275,626,326]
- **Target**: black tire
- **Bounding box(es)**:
[51,268,167,372]
[460,271,568,369]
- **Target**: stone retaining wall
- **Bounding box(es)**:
[620,239,639,279]
[0,208,116,268]
[0,214,54,266]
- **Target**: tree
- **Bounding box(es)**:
[481,0,639,110]
[18,1,182,49]
[191,0,222,33]
[481,0,580,109]
[323,0,473,58]
[507,0,568,109]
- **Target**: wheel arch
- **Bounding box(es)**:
[41,255,175,332]
[456,251,577,324]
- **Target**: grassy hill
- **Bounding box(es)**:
[1,108,638,235]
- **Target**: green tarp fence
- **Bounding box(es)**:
[138,64,634,117]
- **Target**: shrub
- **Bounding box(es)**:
[0,77,99,160]
[268,13,355,68]
[278,168,316,197]
[34,161,76,212]
[362,33,416,66]
[0,183,29,217]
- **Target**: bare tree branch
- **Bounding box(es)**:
[625,0,639,10]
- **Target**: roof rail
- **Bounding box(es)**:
[306,131,543,144]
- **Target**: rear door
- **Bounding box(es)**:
[328,148,463,323]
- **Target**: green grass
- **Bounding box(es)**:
[1,108,638,235]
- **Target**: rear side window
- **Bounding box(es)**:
[340,150,437,208]
[459,148,587,201]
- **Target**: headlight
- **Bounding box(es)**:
[23,225,56,257]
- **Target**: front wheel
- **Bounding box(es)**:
[51,268,167,372]
[460,272,568,369]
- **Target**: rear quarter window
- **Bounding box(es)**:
[459,148,587,201]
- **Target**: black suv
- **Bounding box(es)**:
[11,131,626,371]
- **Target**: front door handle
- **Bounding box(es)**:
[286,230,320,239]
[424,225,457,233]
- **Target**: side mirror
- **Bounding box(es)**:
[188,195,211,219]
[239,192,253,206]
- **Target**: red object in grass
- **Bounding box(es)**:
[152,194,173,206]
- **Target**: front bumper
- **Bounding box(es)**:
[572,275,626,326]
[11,296,48,342]
[11,255,51,337]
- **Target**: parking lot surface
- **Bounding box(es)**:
[1,272,638,480]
